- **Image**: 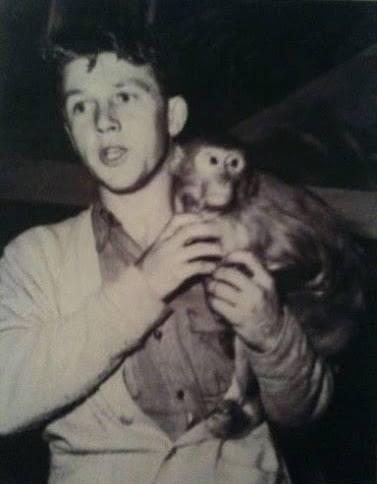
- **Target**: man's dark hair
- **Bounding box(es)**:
[43,22,173,98]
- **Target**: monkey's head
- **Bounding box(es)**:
[169,137,252,213]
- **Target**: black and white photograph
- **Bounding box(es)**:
[0,1,375,483]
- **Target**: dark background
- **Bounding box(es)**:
[1,0,377,172]
[0,1,376,483]
[1,0,377,189]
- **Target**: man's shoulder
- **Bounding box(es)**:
[2,207,93,266]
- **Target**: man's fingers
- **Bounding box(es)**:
[171,213,203,226]
[211,267,249,291]
[184,260,218,278]
[162,213,203,239]
[209,296,238,323]
[225,251,272,286]
[207,279,239,304]
[174,221,221,247]
[184,242,223,262]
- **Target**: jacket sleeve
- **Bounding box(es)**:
[246,237,364,428]
[0,228,169,435]
[247,308,335,427]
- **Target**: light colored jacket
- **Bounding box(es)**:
[0,208,332,483]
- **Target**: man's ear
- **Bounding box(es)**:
[64,122,80,154]
[64,122,74,147]
[167,96,188,137]
[168,143,185,174]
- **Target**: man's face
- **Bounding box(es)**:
[63,52,175,193]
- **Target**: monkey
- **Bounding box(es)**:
[171,139,247,211]
[169,135,365,439]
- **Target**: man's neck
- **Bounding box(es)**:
[99,168,173,248]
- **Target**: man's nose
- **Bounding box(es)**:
[94,102,120,133]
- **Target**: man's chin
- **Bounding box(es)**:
[91,154,167,196]
[97,172,157,196]
[98,179,140,195]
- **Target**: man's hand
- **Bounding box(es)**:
[207,250,283,352]
[137,213,222,301]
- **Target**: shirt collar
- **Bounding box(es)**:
[91,198,143,261]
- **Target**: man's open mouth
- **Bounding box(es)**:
[99,146,128,166]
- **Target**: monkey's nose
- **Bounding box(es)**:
[219,172,232,184]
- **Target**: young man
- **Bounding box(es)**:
[0,26,354,484]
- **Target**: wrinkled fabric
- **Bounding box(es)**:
[92,201,235,440]
[0,207,334,483]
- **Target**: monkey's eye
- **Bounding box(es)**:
[226,154,245,173]
[209,156,219,165]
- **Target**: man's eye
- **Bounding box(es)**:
[72,101,86,115]
[116,92,134,103]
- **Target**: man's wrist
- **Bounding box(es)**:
[102,264,171,338]
[242,309,284,353]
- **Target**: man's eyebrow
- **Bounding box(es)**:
[114,79,155,93]
[63,89,83,103]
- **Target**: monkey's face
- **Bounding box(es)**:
[188,145,246,210]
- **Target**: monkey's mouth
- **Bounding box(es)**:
[99,146,128,167]
[204,191,233,209]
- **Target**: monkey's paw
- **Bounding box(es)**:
[206,399,260,440]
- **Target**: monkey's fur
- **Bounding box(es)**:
[169,136,365,439]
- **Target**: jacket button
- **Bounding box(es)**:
[154,329,163,340]
[119,416,133,425]
[176,389,185,400]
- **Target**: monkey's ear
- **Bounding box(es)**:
[167,96,188,137]
[236,166,259,205]
[168,144,185,174]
